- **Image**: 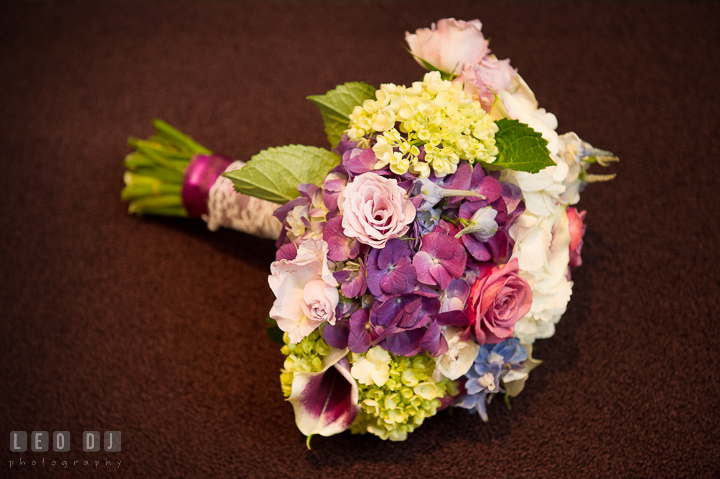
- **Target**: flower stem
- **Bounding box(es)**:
[440,214,459,226]
[441,189,486,200]
[122,120,213,218]
[152,119,212,155]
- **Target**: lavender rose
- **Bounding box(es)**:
[337,172,416,248]
[464,259,532,344]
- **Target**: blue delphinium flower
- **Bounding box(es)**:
[455,338,527,421]
[416,207,441,235]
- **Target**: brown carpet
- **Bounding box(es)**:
[1,1,719,477]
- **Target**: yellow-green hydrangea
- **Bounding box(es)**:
[348,349,458,441]
[346,71,498,178]
[279,329,331,397]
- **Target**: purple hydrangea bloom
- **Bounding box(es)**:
[323,307,377,353]
[367,239,418,298]
[333,261,367,299]
[440,278,471,312]
[332,134,358,158]
[323,320,350,349]
[322,170,348,213]
[323,216,360,262]
[275,242,298,261]
[417,320,449,357]
[468,164,502,201]
[442,162,473,192]
[272,182,328,249]
[384,329,427,356]
[348,308,374,353]
[335,300,360,320]
[370,294,439,330]
[379,322,448,357]
[272,195,308,249]
[501,182,524,218]
[456,184,513,262]
[341,287,451,357]
[342,147,378,176]
[368,294,444,356]
[413,232,467,290]
[455,338,527,421]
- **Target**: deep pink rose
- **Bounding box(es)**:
[464,259,532,344]
[456,58,517,112]
[337,172,416,248]
[405,18,488,75]
[567,207,587,268]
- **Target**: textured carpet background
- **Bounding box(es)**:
[1,1,719,477]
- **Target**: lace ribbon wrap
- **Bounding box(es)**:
[181,155,282,240]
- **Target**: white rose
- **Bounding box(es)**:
[432,327,480,381]
[555,132,585,206]
[497,87,576,218]
[498,89,559,156]
[510,209,573,344]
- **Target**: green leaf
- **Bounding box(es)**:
[307,82,376,148]
[224,145,340,204]
[485,119,556,174]
[265,317,285,345]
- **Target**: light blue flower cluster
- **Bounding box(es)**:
[455,338,527,421]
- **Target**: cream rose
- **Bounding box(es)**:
[337,172,416,248]
[268,238,339,343]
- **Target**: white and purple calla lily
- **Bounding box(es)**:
[287,348,359,442]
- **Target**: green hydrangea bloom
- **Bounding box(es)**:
[349,351,458,441]
[347,71,498,178]
[279,328,331,397]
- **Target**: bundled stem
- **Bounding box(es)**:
[122,119,212,217]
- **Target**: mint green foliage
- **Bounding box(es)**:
[307,82,377,148]
[485,118,556,174]
[349,353,458,441]
[122,119,211,216]
[279,328,332,397]
[223,145,340,205]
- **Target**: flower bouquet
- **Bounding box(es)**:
[122,18,617,444]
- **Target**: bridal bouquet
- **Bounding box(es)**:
[122,18,616,444]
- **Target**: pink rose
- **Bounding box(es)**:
[268,238,339,343]
[337,172,416,248]
[405,18,488,75]
[567,207,587,268]
[456,58,517,112]
[464,259,532,344]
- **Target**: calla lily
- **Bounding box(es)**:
[287,348,359,439]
